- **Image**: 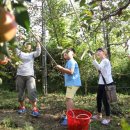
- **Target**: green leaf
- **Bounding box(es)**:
[116,31,122,37]
[75,0,79,2]
[80,10,93,18]
[85,10,93,17]
[8,38,19,51]
[0,0,3,5]
[81,23,88,29]
[80,12,86,17]
[13,3,30,32]
[81,15,92,23]
[80,0,86,7]
[0,43,9,57]
[123,14,130,21]
[121,119,130,130]
[0,71,12,79]
[81,23,91,32]
[90,2,98,8]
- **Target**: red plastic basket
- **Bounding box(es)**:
[67,109,92,130]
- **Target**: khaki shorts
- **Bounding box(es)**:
[66,86,79,99]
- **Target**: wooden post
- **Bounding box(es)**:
[41,1,48,95]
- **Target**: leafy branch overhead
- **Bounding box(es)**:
[75,0,130,21]
[13,3,30,32]
[101,0,130,21]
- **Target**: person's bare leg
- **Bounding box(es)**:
[66,98,74,111]
[19,101,25,108]
[30,100,40,116]
[97,112,102,118]
[30,100,37,110]
[18,101,26,113]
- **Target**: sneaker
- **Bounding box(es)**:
[91,114,102,120]
[18,107,26,114]
[61,118,67,126]
[31,108,40,117]
[101,119,110,125]
[59,115,65,123]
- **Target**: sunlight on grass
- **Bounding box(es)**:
[24,123,34,130]
[0,89,130,130]
[1,116,17,129]
[121,119,130,130]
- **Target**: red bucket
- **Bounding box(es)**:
[67,109,92,130]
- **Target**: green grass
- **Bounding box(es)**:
[0,88,130,130]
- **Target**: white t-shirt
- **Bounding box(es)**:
[127,39,130,56]
[16,47,41,76]
[93,58,113,84]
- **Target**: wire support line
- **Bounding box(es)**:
[30,31,58,65]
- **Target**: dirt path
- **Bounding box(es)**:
[0,109,67,130]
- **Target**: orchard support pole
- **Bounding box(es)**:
[41,1,48,95]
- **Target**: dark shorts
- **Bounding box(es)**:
[16,75,37,102]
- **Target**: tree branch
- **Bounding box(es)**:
[109,43,125,46]
[101,0,130,21]
[109,40,128,46]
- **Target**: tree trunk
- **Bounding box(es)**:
[101,2,111,60]
[84,81,88,95]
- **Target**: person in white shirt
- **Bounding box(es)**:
[91,48,113,125]
[125,39,130,56]
[15,42,41,117]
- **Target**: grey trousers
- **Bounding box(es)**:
[16,75,37,102]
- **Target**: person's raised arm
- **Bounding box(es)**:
[15,48,21,57]
[92,58,107,71]
[33,43,41,58]
[36,42,41,48]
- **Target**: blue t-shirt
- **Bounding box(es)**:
[64,58,81,87]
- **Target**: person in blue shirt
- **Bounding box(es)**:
[56,48,81,126]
